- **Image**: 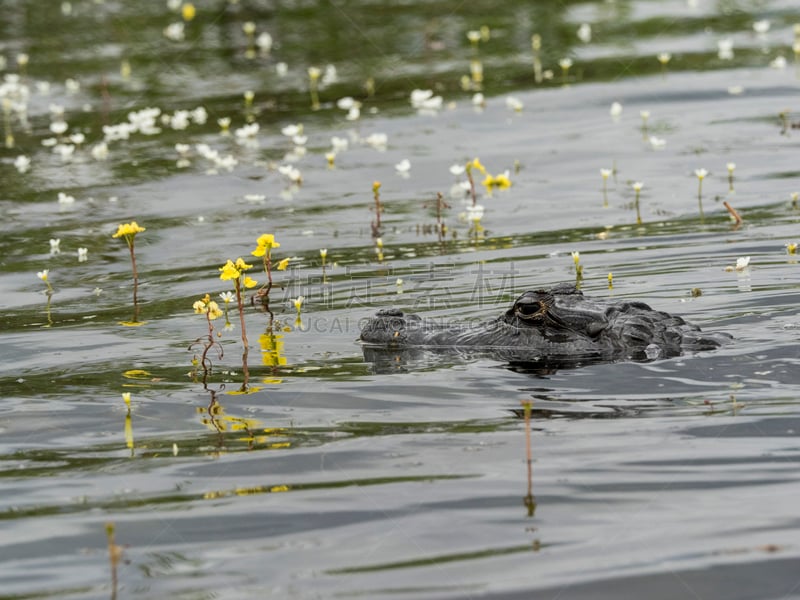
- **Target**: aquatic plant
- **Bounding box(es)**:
[531,34,543,83]
[608,272,613,289]
[657,52,671,75]
[308,66,321,110]
[105,522,124,600]
[251,234,280,300]
[632,181,643,224]
[723,201,743,227]
[571,251,583,282]
[727,162,736,190]
[112,221,145,308]
[695,168,708,217]
[640,110,650,138]
[219,257,257,351]
[190,294,224,374]
[558,57,573,84]
[371,181,383,236]
[600,168,612,206]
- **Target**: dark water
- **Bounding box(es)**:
[1,1,800,598]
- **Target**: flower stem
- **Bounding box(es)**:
[128,240,139,306]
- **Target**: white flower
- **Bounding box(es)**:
[657,52,671,64]
[281,124,303,137]
[276,62,288,77]
[558,57,573,70]
[54,144,75,161]
[632,181,643,192]
[308,66,322,80]
[234,123,259,138]
[49,238,61,255]
[505,96,523,112]
[345,105,361,121]
[49,120,68,135]
[219,291,235,304]
[735,256,750,271]
[14,155,30,173]
[649,136,666,149]
[640,110,650,120]
[278,164,302,183]
[292,135,307,146]
[471,92,485,107]
[217,117,231,130]
[694,168,708,179]
[320,248,328,259]
[336,96,355,110]
[727,162,736,173]
[163,22,185,41]
[600,168,612,179]
[37,269,49,281]
[321,64,338,86]
[57,191,75,205]
[256,32,273,52]
[395,159,411,174]
[418,95,443,111]
[717,38,734,60]
[69,133,85,145]
[752,20,770,34]
[410,89,434,108]
[191,106,208,124]
[175,143,191,156]
[331,136,349,152]
[466,30,481,43]
[242,21,256,35]
[77,247,88,262]
[769,56,787,70]
[170,109,190,130]
[577,23,592,43]
[91,142,109,160]
[365,132,388,150]
[215,154,238,171]
[450,163,465,176]
[610,101,623,118]
[467,204,484,222]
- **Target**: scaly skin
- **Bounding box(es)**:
[359,283,730,363]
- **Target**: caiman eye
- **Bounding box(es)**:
[515,300,544,319]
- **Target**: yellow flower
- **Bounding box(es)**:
[372,181,381,194]
[243,276,258,288]
[234,257,253,271]
[293,296,304,312]
[207,301,223,320]
[482,172,511,190]
[112,221,146,238]
[219,259,240,281]
[193,299,207,314]
[122,392,131,407]
[252,234,280,257]
[276,258,290,271]
[469,158,487,174]
[181,2,196,21]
